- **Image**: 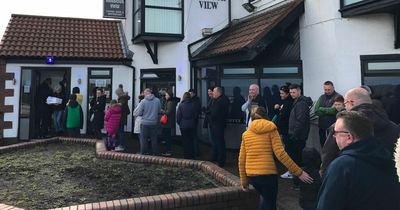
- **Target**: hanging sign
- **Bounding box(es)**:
[103,0,125,19]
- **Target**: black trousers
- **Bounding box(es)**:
[210,124,226,167]
[180,128,196,159]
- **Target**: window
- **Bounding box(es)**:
[361,55,400,124]
[342,0,365,7]
[133,0,183,42]
[88,68,112,104]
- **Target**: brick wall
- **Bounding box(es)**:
[0,59,14,138]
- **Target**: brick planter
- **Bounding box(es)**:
[0,137,259,210]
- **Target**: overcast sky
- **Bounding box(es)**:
[0,0,105,39]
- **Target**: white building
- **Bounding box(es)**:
[1,0,399,145]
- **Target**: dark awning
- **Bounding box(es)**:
[189,0,304,67]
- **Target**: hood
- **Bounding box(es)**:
[340,137,396,170]
[68,100,79,108]
[248,119,277,134]
[351,103,390,133]
[144,94,155,101]
[295,95,313,107]
[109,105,121,114]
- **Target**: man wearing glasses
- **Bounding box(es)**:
[320,87,399,176]
[317,111,399,210]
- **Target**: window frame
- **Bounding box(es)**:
[132,0,184,43]
[360,54,400,84]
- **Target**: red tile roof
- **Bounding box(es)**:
[192,0,303,60]
[0,14,131,61]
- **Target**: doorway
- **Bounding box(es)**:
[19,67,71,140]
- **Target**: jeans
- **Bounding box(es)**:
[118,125,126,148]
[139,124,159,155]
[53,110,64,133]
[249,175,278,210]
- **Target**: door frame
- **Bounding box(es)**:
[18,66,71,140]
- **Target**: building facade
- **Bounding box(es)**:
[1,0,399,145]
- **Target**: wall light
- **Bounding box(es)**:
[77,78,82,84]
[177,75,182,81]
[242,2,255,12]
[13,78,16,85]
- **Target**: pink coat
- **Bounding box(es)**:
[104,105,121,135]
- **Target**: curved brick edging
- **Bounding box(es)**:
[0,137,259,210]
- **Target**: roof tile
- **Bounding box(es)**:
[0,14,130,61]
[194,0,303,59]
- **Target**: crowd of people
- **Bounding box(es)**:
[35,77,400,209]
[238,82,400,210]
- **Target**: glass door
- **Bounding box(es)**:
[19,69,39,140]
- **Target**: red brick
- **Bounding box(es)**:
[165,194,175,208]
[99,201,108,210]
[119,199,128,209]
[151,196,162,210]
[92,202,100,209]
[126,198,135,209]
[85,203,93,210]
[112,200,121,210]
[159,195,169,208]
[133,198,142,209]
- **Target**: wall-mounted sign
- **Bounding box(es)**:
[103,0,125,19]
[199,0,226,10]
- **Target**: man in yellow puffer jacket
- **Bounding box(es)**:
[239,106,313,210]
[396,139,400,182]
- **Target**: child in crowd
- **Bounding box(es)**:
[296,148,322,210]
[63,94,83,137]
[104,100,121,151]
[333,95,345,112]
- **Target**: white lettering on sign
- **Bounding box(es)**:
[199,0,226,10]
[110,4,120,8]
[106,0,123,3]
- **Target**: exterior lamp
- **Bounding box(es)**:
[242,2,255,12]
[45,56,55,64]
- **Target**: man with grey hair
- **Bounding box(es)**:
[133,88,161,155]
[320,87,400,176]
[241,84,266,128]
[317,111,399,210]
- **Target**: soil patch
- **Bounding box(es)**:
[0,142,221,209]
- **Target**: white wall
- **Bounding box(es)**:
[4,63,132,138]
[300,0,400,100]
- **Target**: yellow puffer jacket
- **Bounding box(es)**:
[239,119,302,186]
[395,139,400,182]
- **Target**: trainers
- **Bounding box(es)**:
[280,171,293,179]
[114,146,125,152]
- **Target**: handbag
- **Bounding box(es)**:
[160,114,168,125]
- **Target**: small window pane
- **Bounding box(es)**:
[134,11,141,36]
[368,62,400,71]
[221,79,257,122]
[343,0,364,6]
[145,8,182,34]
[91,70,110,76]
[146,0,182,8]
[224,68,255,75]
[263,67,298,74]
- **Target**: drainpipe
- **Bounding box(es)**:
[228,0,232,26]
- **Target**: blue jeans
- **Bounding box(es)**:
[53,110,64,133]
[139,124,159,155]
[118,125,125,148]
[248,175,278,210]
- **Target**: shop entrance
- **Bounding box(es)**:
[140,68,176,97]
[19,67,70,140]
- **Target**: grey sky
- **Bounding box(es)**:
[0,0,104,39]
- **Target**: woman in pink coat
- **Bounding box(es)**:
[104,100,121,150]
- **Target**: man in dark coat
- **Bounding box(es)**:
[209,86,230,167]
[36,78,53,138]
[320,87,400,176]
[92,88,106,139]
[317,111,399,210]
[189,88,201,157]
[314,81,341,147]
[288,84,313,168]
